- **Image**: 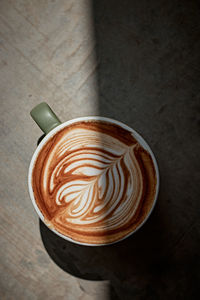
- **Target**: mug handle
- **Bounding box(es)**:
[30,102,61,134]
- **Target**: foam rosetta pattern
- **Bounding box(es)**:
[32,121,157,244]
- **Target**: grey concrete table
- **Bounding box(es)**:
[0,0,199,299]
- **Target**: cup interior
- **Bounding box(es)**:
[28,116,159,246]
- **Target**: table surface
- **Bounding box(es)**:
[0,0,200,299]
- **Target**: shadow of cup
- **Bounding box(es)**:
[39,203,165,282]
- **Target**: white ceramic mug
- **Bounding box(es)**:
[28,102,159,246]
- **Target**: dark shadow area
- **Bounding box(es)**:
[37,134,46,146]
[39,0,200,299]
[92,0,200,298]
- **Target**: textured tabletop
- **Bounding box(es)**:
[0,0,200,299]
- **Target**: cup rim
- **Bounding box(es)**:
[28,116,160,246]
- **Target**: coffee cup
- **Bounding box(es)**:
[28,102,159,246]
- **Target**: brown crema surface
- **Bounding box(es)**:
[32,121,157,244]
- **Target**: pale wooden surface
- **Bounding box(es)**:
[0,1,106,299]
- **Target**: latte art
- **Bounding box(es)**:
[32,121,157,244]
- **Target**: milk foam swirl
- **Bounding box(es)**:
[32,121,157,244]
